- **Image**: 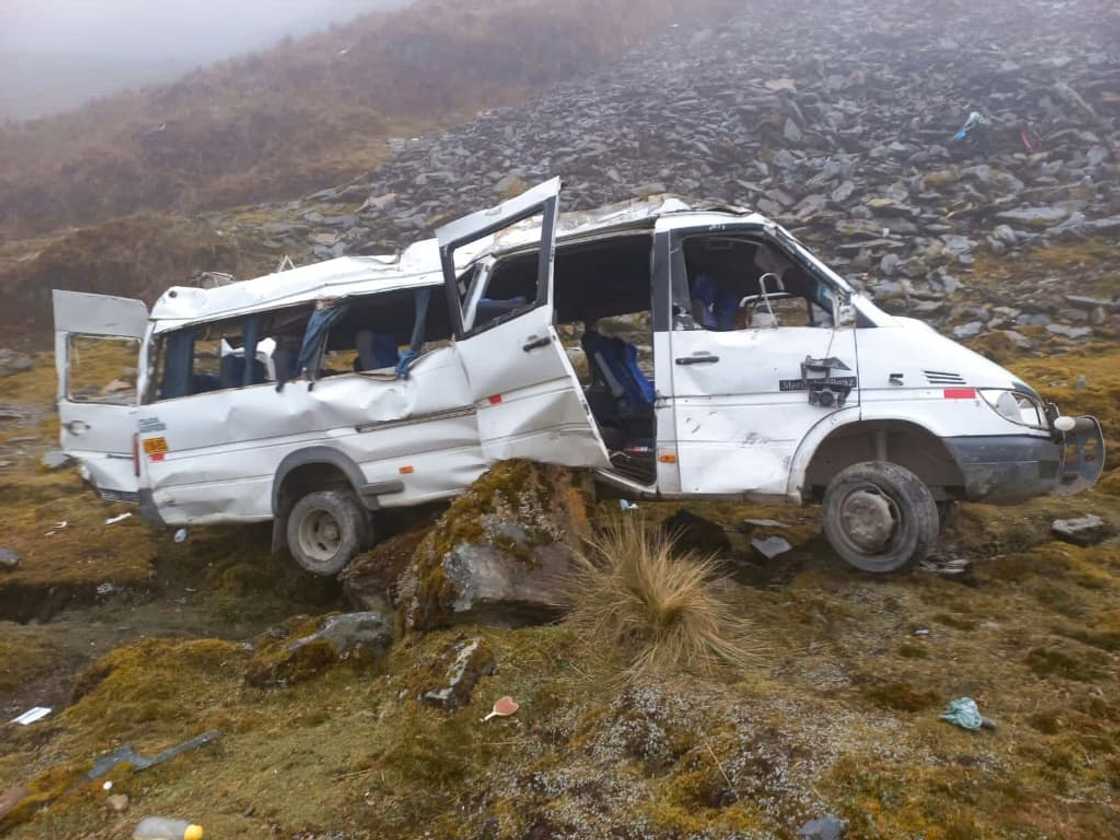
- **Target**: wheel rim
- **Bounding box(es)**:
[297,509,343,563]
[838,485,900,555]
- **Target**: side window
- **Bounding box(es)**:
[674,235,835,332]
[467,250,542,334]
[66,335,140,405]
[146,306,312,402]
[319,286,452,377]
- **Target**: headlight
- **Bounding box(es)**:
[978,389,1044,427]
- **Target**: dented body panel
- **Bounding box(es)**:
[52,182,1104,538]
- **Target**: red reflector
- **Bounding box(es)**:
[943,388,976,399]
[487,394,503,405]
[399,465,414,475]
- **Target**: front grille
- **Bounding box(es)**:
[924,370,966,385]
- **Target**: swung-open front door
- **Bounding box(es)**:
[438,179,611,468]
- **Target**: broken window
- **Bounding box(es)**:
[66,335,140,405]
[146,305,313,402]
[675,235,836,331]
[311,286,452,379]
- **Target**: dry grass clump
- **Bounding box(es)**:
[562,518,755,679]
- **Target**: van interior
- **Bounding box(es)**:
[475,233,657,484]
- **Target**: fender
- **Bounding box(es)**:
[784,407,950,502]
[269,446,405,553]
[784,406,861,502]
[271,446,368,516]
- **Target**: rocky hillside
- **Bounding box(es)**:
[0,0,724,235]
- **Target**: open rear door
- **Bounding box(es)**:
[53,290,148,501]
[438,178,610,468]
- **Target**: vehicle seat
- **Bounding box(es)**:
[219,354,268,388]
[691,273,739,331]
[272,346,300,381]
[356,330,399,370]
[581,330,654,420]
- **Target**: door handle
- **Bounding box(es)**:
[522,335,551,352]
[675,354,720,365]
[65,420,90,434]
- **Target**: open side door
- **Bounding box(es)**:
[53,290,148,501]
[438,178,610,468]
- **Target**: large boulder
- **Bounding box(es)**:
[245,610,394,687]
[398,460,590,631]
[339,526,430,612]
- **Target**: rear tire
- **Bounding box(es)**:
[287,489,369,576]
[822,461,939,573]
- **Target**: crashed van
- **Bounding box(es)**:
[53,178,1105,575]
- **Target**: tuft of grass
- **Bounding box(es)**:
[560,518,756,679]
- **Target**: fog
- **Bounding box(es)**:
[0,0,409,120]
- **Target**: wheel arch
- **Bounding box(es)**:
[270,447,370,554]
[790,416,967,503]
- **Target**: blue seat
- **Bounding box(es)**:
[356,330,400,370]
[581,330,654,418]
[692,272,740,331]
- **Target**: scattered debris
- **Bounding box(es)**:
[105,512,133,526]
[44,520,68,536]
[421,637,496,710]
[173,528,189,544]
[618,499,639,511]
[940,697,996,731]
[10,707,51,726]
[87,730,222,780]
[798,814,847,840]
[132,816,204,840]
[106,793,129,813]
[1051,513,1113,547]
[481,695,520,723]
[0,547,21,571]
[742,518,787,529]
[751,535,793,560]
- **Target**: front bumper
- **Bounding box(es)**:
[944,416,1105,503]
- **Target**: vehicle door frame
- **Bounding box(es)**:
[52,290,149,501]
[436,177,612,468]
[658,219,861,499]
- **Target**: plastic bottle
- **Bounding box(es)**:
[132,817,204,840]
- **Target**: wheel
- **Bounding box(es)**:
[822,462,939,573]
[286,489,369,576]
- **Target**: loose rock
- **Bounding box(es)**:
[1051,514,1113,547]
[420,636,496,710]
[245,610,394,687]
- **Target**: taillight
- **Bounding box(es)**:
[132,433,140,477]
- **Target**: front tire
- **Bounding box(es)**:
[822,462,939,573]
[287,489,369,576]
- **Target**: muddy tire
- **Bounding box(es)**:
[822,461,939,574]
[287,490,369,576]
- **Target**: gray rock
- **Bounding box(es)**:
[0,548,21,570]
[994,206,1072,229]
[0,349,33,378]
[40,450,73,471]
[421,637,496,710]
[783,118,803,144]
[751,536,792,560]
[952,321,985,340]
[1051,514,1113,547]
[798,814,847,840]
[245,610,395,687]
[1045,323,1092,339]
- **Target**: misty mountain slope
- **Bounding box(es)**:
[0,0,726,235]
[220,0,1116,342]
